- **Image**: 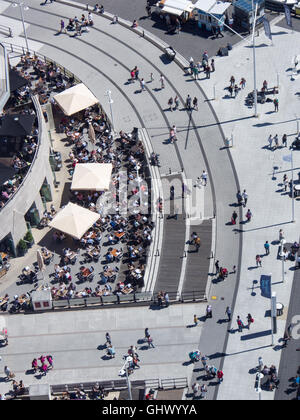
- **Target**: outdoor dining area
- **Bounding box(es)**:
[0,51,154,312]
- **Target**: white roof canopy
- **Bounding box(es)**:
[53,83,99,116]
[71,163,113,191]
[158,0,195,14]
[194,0,231,14]
[49,203,100,240]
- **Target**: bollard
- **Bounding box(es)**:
[9,28,12,37]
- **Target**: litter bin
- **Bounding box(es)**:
[164,46,176,61]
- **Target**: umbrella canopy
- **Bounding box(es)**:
[36,250,45,272]
[0,114,35,137]
[49,202,100,240]
[88,123,96,144]
[9,69,29,93]
[71,163,112,192]
[53,83,99,116]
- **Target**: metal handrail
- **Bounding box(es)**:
[3,42,81,84]
[0,24,13,38]
[51,289,207,310]
[17,376,188,397]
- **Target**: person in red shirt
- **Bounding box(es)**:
[217,370,224,384]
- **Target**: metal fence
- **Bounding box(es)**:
[20,377,188,398]
[51,289,206,310]
[0,24,13,38]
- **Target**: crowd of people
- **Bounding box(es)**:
[0,52,77,210]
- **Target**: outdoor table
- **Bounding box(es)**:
[276,302,284,316]
[110,249,118,257]
[81,268,91,278]
[115,232,125,240]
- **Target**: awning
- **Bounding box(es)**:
[158,0,195,14]
[194,0,231,14]
[53,83,99,116]
[71,163,112,192]
[0,114,35,137]
[9,69,29,93]
[49,202,100,240]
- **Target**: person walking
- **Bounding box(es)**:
[236,190,243,205]
[105,332,111,346]
[147,335,155,348]
[240,77,246,89]
[237,316,243,332]
[194,314,198,326]
[282,133,287,148]
[174,95,180,110]
[225,306,232,321]
[194,235,201,252]
[206,305,212,319]
[264,241,270,255]
[60,19,67,34]
[231,210,238,225]
[164,292,169,307]
[205,65,211,79]
[144,328,150,341]
[215,260,220,274]
[4,366,13,380]
[211,59,215,72]
[247,314,254,329]
[168,97,173,111]
[192,382,200,398]
[230,75,235,87]
[192,66,199,80]
[186,94,192,110]
[279,229,284,242]
[193,97,198,111]
[201,355,208,368]
[150,72,154,82]
[245,209,252,222]
[169,128,176,144]
[217,369,224,384]
[140,78,146,91]
[46,355,54,369]
[273,134,279,149]
[201,170,208,186]
[200,384,208,399]
[274,98,279,112]
[160,74,165,89]
[268,134,273,150]
[134,67,139,80]
[256,254,262,267]
[242,190,248,207]
[283,174,288,192]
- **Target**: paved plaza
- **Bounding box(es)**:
[0,0,299,400]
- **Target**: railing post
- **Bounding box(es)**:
[9,28,12,37]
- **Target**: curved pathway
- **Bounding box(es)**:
[1,0,243,399]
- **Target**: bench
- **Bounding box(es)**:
[53,300,69,308]
[101,295,118,304]
[118,294,135,303]
[85,297,102,305]
[69,298,86,307]
[134,292,152,302]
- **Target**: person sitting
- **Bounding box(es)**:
[132,20,138,28]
